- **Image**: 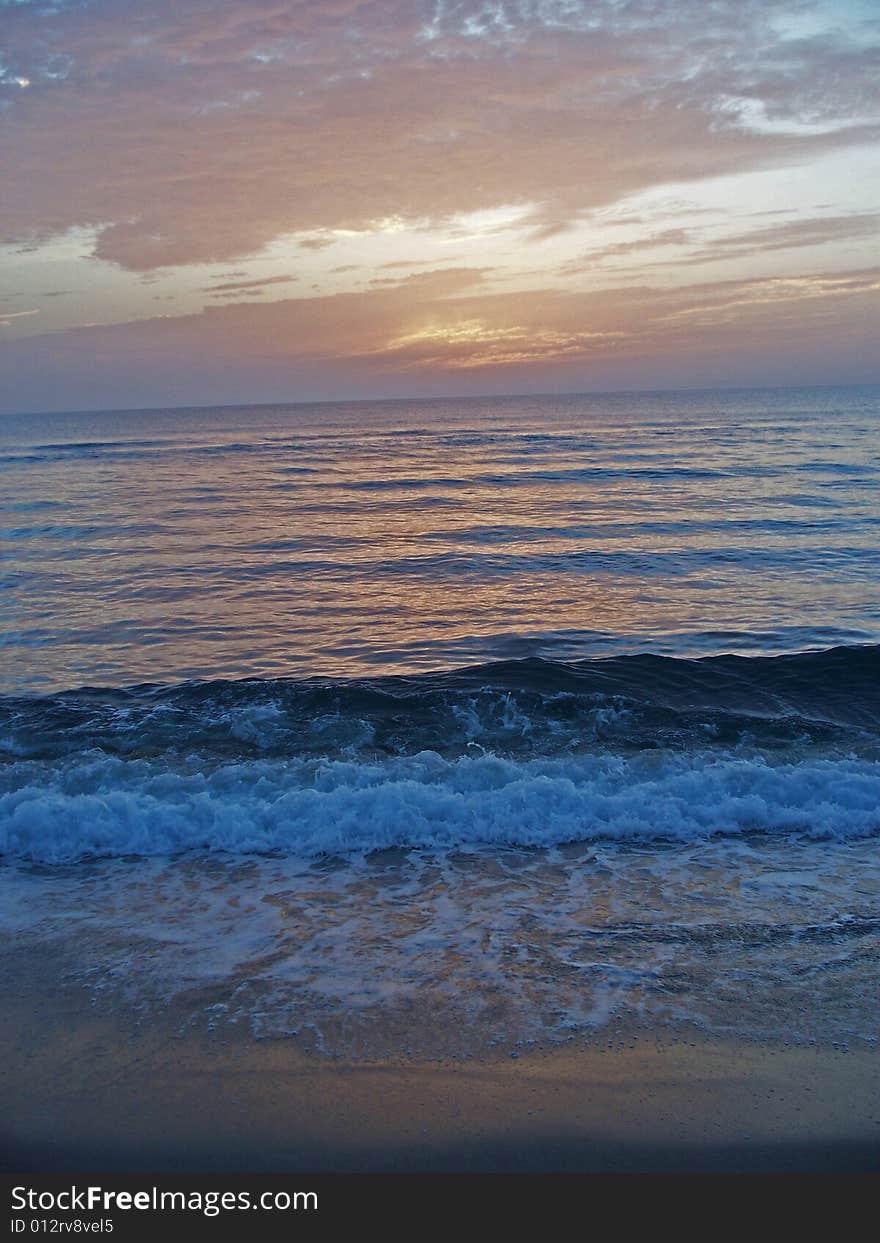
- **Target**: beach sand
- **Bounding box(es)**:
[2,956,878,1173]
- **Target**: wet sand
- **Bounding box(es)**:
[2,970,878,1173]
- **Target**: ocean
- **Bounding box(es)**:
[2,385,879,1057]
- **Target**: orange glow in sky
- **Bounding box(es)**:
[1,1,878,411]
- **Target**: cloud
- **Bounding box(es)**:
[1,1,878,270]
[380,258,444,269]
[558,212,880,276]
[562,227,694,272]
[2,259,878,410]
[367,266,471,286]
[650,268,880,328]
[203,273,299,294]
[680,211,880,264]
[298,235,337,251]
[0,309,40,327]
[376,319,624,369]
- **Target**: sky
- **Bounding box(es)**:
[1,0,879,413]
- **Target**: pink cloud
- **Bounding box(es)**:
[1,2,877,270]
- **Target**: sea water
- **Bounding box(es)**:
[2,386,878,1054]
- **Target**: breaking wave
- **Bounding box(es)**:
[2,646,879,863]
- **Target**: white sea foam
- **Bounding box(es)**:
[2,748,878,863]
[3,836,878,1054]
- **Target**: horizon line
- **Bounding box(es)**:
[3,378,879,421]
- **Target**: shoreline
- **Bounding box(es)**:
[2,974,878,1173]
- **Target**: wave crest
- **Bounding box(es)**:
[3,749,879,862]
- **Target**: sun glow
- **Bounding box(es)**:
[384,319,622,368]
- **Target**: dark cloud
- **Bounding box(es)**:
[562,228,694,272]
[380,259,442,269]
[558,213,880,277]
[684,212,880,263]
[598,212,880,276]
[203,273,299,293]
[298,236,336,252]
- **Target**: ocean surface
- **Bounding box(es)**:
[2,386,879,1055]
